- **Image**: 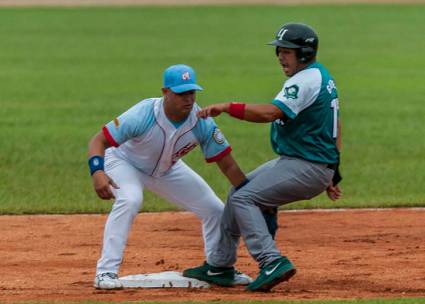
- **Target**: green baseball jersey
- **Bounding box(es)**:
[271,61,340,164]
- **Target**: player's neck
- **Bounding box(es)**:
[163,99,189,122]
[296,60,315,74]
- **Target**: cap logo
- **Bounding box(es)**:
[182,71,190,80]
[277,28,288,40]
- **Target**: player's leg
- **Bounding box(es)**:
[226,155,333,291]
[209,168,281,270]
[204,158,281,270]
[94,149,146,289]
[223,184,293,292]
[145,160,224,260]
[244,159,281,239]
[147,161,251,286]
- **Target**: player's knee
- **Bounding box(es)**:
[191,195,223,221]
[208,201,224,219]
[229,189,254,206]
[116,194,142,215]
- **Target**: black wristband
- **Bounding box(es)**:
[88,156,104,176]
[332,165,342,186]
[235,178,249,191]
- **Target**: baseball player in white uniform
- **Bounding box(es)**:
[88,64,251,289]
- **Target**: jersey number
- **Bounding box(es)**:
[331,98,339,139]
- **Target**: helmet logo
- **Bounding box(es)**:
[277,28,288,40]
[182,71,190,80]
[305,37,315,43]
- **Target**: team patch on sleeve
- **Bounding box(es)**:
[284,85,299,99]
[212,128,225,144]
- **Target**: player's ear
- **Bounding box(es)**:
[161,87,169,95]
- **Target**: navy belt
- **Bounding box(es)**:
[327,163,338,171]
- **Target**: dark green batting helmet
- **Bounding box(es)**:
[269,23,319,63]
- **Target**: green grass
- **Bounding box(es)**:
[1,5,424,214]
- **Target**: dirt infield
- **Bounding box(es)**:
[1,209,424,302]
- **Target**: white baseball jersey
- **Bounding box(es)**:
[96,97,231,275]
[102,97,232,177]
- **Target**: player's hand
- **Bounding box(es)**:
[197,103,228,119]
[326,183,342,201]
[92,171,120,200]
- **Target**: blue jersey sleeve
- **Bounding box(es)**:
[193,117,232,163]
[103,99,155,146]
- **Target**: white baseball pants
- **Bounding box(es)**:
[96,149,224,275]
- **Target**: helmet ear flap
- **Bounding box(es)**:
[296,47,315,63]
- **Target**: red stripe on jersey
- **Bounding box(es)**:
[102,126,119,147]
[206,146,232,163]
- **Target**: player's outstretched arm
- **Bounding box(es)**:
[197,103,285,123]
[197,103,228,118]
[88,131,119,200]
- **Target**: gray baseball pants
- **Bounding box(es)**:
[208,155,334,269]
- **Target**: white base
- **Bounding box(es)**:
[119,271,210,288]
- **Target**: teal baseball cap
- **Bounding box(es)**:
[163,64,203,93]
